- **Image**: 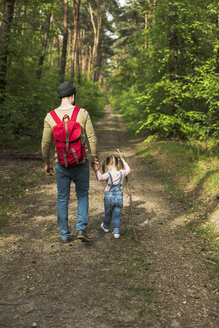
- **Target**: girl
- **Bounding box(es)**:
[94,155,131,238]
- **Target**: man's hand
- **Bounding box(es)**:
[44,164,54,176]
[91,157,99,171]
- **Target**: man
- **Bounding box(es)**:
[41,82,99,244]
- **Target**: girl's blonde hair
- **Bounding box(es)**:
[102,155,124,173]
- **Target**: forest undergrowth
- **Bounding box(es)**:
[0,105,219,328]
[0,131,218,280]
[135,138,219,278]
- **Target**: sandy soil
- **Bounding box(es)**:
[0,105,218,328]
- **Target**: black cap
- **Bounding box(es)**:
[58,82,77,98]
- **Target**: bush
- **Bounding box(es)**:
[0,76,105,148]
[76,78,106,122]
[110,72,219,143]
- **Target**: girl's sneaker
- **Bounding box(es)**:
[101,222,109,233]
[113,233,120,239]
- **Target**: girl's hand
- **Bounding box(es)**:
[93,162,100,171]
[116,148,123,161]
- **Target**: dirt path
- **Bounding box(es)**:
[0,105,218,328]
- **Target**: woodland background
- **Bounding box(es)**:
[0,0,219,280]
[0,0,218,148]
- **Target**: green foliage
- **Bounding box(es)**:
[138,140,219,277]
[0,205,12,227]
[76,78,106,122]
[138,140,219,200]
[185,222,219,277]
[109,0,219,143]
[0,73,105,147]
[0,71,59,145]
[0,0,109,148]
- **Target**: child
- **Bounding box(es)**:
[93,154,131,238]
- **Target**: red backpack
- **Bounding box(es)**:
[50,106,85,167]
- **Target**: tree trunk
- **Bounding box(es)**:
[94,35,103,82]
[76,46,80,83]
[168,1,178,80]
[88,0,103,82]
[36,12,51,80]
[68,25,73,65]
[49,13,61,67]
[168,0,178,115]
[0,0,15,102]
[145,0,155,49]
[216,47,219,74]
[21,4,26,36]
[81,33,88,75]
[59,0,69,83]
[56,36,61,67]
[70,0,81,81]
[81,45,87,75]
[87,44,92,78]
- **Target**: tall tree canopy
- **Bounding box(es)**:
[109,0,219,142]
[0,0,120,144]
[0,0,218,146]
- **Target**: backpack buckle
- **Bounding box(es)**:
[63,114,69,121]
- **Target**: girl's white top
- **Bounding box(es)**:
[95,159,131,192]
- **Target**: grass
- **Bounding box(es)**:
[115,269,134,278]
[0,205,13,226]
[48,236,61,243]
[123,227,142,241]
[114,114,119,129]
[137,140,219,204]
[137,139,219,277]
[186,220,219,278]
[128,285,155,316]
[113,242,156,318]
[127,256,150,270]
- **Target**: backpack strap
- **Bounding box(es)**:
[50,107,80,124]
[71,106,81,122]
[50,110,62,124]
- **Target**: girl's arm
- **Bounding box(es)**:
[95,169,109,181]
[121,159,131,177]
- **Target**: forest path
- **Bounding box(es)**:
[0,105,218,328]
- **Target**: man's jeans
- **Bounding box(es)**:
[103,190,123,234]
[55,160,89,240]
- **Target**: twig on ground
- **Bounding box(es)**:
[116,149,138,242]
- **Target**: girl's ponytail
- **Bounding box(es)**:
[102,160,107,173]
[103,154,120,171]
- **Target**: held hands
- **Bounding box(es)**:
[91,157,99,171]
[44,164,54,176]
